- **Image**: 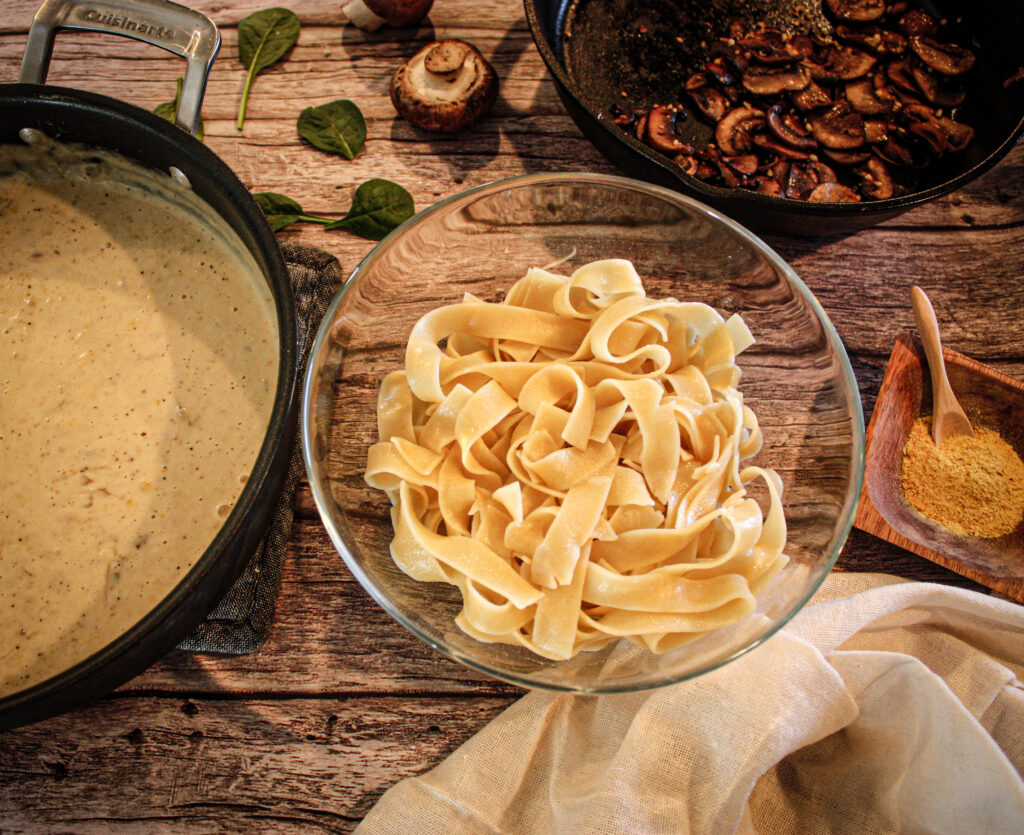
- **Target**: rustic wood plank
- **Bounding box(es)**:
[0,694,515,832]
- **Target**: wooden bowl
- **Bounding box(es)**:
[854,334,1024,602]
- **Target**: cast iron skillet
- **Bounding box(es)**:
[525,0,1024,235]
[0,0,298,731]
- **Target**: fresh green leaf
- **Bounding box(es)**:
[154,77,205,141]
[323,179,415,240]
[236,7,301,131]
[254,180,414,239]
[254,191,317,231]
[297,100,367,159]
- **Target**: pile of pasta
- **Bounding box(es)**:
[364,259,788,660]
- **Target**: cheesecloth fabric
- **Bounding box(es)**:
[359,572,1024,834]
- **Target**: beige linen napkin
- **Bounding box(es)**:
[359,573,1024,834]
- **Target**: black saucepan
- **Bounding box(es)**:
[0,0,297,731]
[526,0,1024,235]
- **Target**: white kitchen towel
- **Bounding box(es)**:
[359,573,1024,834]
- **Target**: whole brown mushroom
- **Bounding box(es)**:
[343,0,432,31]
[390,40,499,133]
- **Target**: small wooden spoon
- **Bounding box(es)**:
[910,285,974,446]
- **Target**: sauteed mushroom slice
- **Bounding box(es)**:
[874,137,916,167]
[791,80,833,111]
[754,176,783,196]
[911,64,965,107]
[645,106,690,154]
[899,9,938,38]
[784,162,820,199]
[910,36,976,76]
[715,106,765,155]
[753,133,812,160]
[804,44,877,82]
[808,182,862,201]
[723,154,759,176]
[938,117,974,152]
[845,77,896,115]
[687,81,730,122]
[822,147,872,165]
[742,64,811,95]
[675,153,718,181]
[886,57,918,93]
[825,0,885,23]
[863,119,888,144]
[855,156,895,199]
[903,103,950,155]
[835,24,906,56]
[808,100,866,149]
[767,104,817,150]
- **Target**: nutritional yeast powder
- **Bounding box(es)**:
[901,417,1024,538]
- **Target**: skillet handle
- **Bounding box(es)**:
[19,0,219,136]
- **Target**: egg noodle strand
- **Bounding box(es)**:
[364,260,788,660]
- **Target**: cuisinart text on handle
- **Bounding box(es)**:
[79,8,175,39]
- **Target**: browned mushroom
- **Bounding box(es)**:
[753,133,812,160]
[874,138,915,167]
[845,77,896,115]
[675,153,718,181]
[343,0,432,31]
[742,64,811,95]
[754,176,783,196]
[804,44,877,82]
[864,119,888,144]
[645,106,689,154]
[737,28,806,65]
[715,107,765,155]
[855,156,895,198]
[886,58,918,93]
[390,40,498,133]
[937,117,974,151]
[790,81,833,111]
[634,112,649,141]
[767,104,817,150]
[784,163,818,199]
[808,101,866,149]
[825,0,885,23]
[903,103,949,155]
[910,36,976,76]
[911,64,965,107]
[822,147,872,165]
[723,154,759,176]
[808,182,862,201]
[835,24,907,56]
[687,83,730,122]
[899,9,939,37]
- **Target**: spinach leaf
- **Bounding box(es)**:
[254,192,322,231]
[236,8,301,131]
[255,180,414,239]
[324,179,415,240]
[297,100,367,159]
[154,78,205,141]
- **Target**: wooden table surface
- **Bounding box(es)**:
[1,0,1022,830]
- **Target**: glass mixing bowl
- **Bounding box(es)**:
[303,173,864,693]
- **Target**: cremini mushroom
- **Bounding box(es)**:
[808,182,862,201]
[715,107,765,155]
[343,0,432,31]
[899,9,938,37]
[645,106,690,154]
[767,104,817,150]
[856,156,895,198]
[911,64,965,107]
[910,36,976,76]
[742,64,811,95]
[791,80,833,111]
[845,76,896,115]
[808,101,866,149]
[825,0,885,23]
[390,39,499,133]
[804,44,877,82]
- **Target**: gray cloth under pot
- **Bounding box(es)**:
[177,244,343,655]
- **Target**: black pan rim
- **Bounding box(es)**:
[524,0,1024,218]
[0,83,299,723]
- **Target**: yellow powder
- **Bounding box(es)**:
[901,417,1024,538]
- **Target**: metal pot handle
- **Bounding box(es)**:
[19,0,220,136]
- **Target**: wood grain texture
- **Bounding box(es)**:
[855,335,1024,602]
[0,0,1022,827]
[0,694,515,832]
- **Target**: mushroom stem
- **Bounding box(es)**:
[342,0,386,31]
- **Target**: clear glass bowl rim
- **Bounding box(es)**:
[302,171,866,694]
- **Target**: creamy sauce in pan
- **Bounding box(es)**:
[0,141,279,698]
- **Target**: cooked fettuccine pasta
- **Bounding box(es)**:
[364,259,788,660]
